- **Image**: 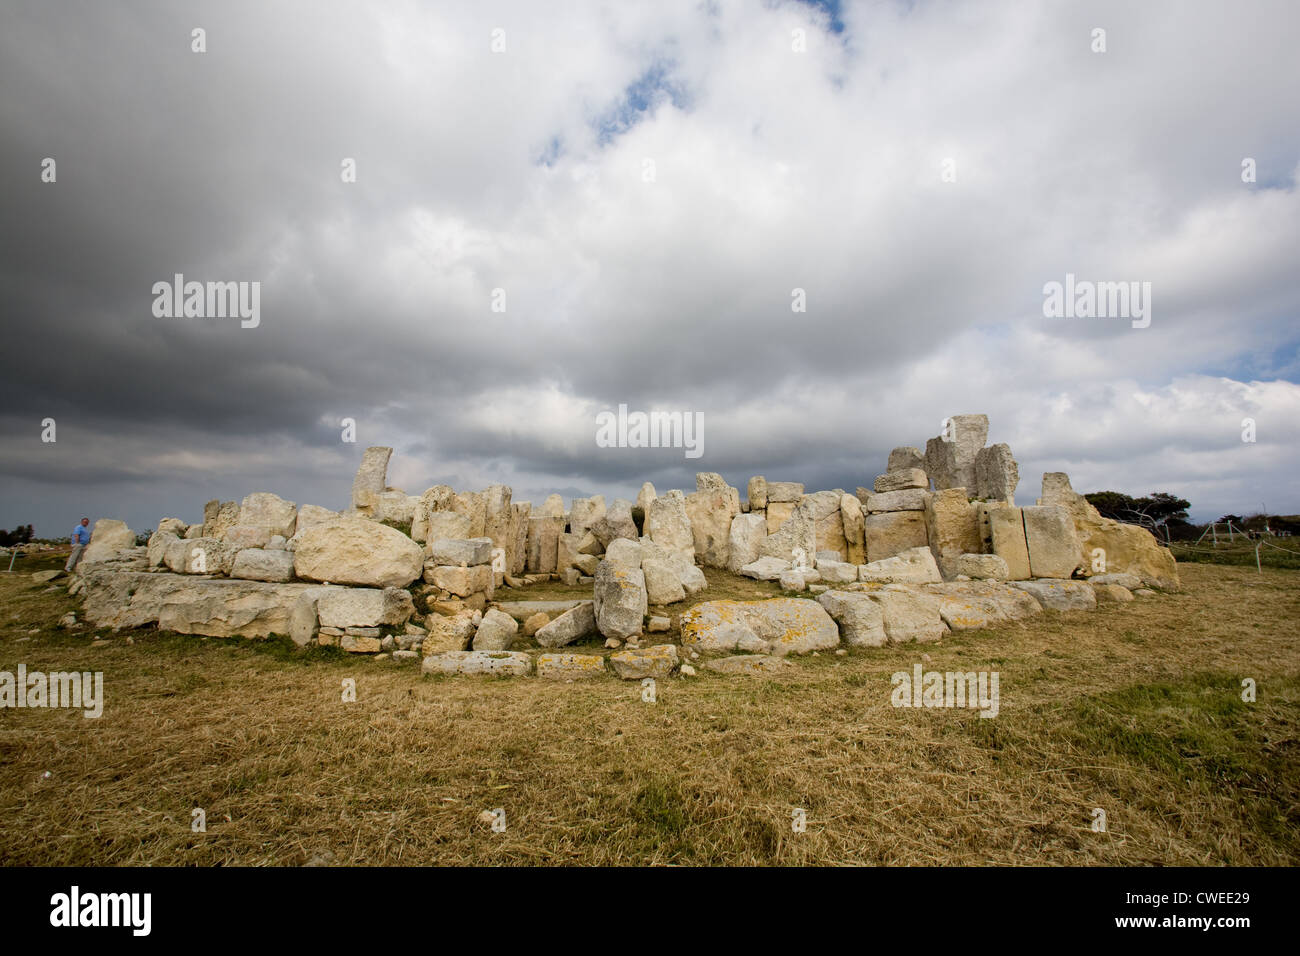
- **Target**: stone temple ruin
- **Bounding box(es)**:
[69,414,1180,680]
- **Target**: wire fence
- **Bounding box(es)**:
[1170,536,1300,572]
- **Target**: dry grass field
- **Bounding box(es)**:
[0,553,1296,866]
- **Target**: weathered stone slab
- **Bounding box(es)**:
[680,598,839,656]
[425,564,494,597]
[236,492,298,539]
[988,506,1031,580]
[174,537,236,575]
[841,493,866,564]
[759,498,816,563]
[421,651,533,677]
[887,446,925,472]
[925,415,987,490]
[635,483,656,527]
[222,525,273,551]
[289,586,341,646]
[410,486,455,543]
[536,653,607,680]
[865,511,928,563]
[858,546,942,584]
[230,547,296,583]
[765,501,796,535]
[507,501,531,576]
[1094,584,1134,603]
[481,484,513,561]
[642,558,687,605]
[294,517,423,588]
[642,490,691,557]
[685,484,733,568]
[919,581,1042,630]
[525,515,564,574]
[534,602,599,648]
[817,590,887,647]
[874,469,928,493]
[351,446,392,512]
[609,644,679,679]
[318,587,414,629]
[766,482,804,503]
[203,501,241,540]
[814,559,858,583]
[421,612,478,655]
[740,556,791,580]
[952,553,1009,580]
[472,608,519,651]
[865,590,948,643]
[155,578,344,638]
[974,443,1019,502]
[726,513,768,573]
[925,488,982,578]
[591,498,639,548]
[863,489,930,513]
[593,562,647,640]
[1022,505,1080,579]
[569,496,606,538]
[1010,579,1097,611]
[602,538,642,570]
[428,538,493,567]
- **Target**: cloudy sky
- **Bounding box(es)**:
[3,0,1298,537]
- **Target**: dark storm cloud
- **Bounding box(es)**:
[2,0,1299,534]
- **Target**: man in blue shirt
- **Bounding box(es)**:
[66,518,91,572]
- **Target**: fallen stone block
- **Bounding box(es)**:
[472,608,519,651]
[920,581,1041,630]
[421,651,533,677]
[817,590,887,647]
[1093,583,1135,603]
[859,546,942,584]
[1010,579,1097,612]
[534,602,599,648]
[865,589,948,644]
[741,556,791,580]
[536,653,607,680]
[680,598,839,656]
[609,644,679,679]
